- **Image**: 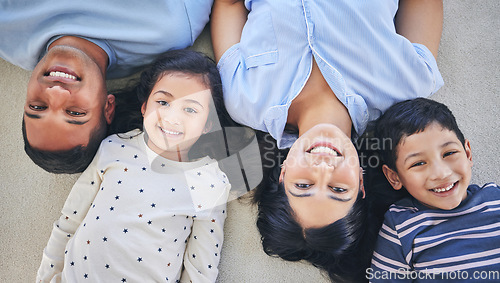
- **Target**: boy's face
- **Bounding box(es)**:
[383,122,473,210]
[142,73,212,160]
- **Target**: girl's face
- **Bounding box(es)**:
[280,124,364,228]
[142,73,212,160]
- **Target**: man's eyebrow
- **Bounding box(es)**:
[66,119,89,125]
[24,112,40,119]
[24,111,89,125]
[288,191,352,202]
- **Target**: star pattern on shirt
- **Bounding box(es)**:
[55,133,228,282]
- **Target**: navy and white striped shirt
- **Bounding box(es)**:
[370,183,500,282]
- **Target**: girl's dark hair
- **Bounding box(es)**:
[109,49,237,159]
[253,141,377,282]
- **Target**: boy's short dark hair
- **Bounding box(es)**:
[375,98,465,171]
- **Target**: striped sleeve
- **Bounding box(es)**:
[370,210,413,282]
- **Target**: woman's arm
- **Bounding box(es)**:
[210,0,248,62]
[395,0,443,59]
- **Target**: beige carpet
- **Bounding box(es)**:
[1,1,498,282]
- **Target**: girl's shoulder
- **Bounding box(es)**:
[99,129,144,154]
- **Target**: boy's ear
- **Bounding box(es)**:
[104,94,116,124]
[382,165,403,191]
[464,139,473,165]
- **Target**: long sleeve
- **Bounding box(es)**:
[36,153,103,283]
[181,182,230,283]
[369,211,413,283]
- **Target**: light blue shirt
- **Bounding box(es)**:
[0,0,212,79]
[218,0,444,149]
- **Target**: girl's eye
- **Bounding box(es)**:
[184,107,197,114]
[410,161,425,168]
[295,183,311,189]
[67,110,86,116]
[29,105,46,111]
[157,100,169,106]
[443,151,457,158]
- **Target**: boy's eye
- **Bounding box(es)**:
[409,161,425,168]
[29,104,47,111]
[66,110,86,116]
[443,151,457,158]
[157,100,169,106]
[295,183,311,189]
[184,107,197,114]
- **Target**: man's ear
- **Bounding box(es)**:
[104,94,116,124]
[382,165,403,191]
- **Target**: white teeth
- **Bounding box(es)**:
[309,146,338,155]
[432,183,455,193]
[49,71,77,80]
[159,127,182,135]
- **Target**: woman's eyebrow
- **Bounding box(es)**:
[288,191,351,202]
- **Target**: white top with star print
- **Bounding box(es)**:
[36,130,230,283]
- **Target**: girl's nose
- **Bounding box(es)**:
[160,107,181,125]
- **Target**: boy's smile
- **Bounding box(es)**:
[384,122,473,210]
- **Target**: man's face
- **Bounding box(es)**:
[24,45,114,150]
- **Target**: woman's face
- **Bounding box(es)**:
[280,124,364,228]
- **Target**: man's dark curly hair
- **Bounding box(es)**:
[22,115,107,174]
